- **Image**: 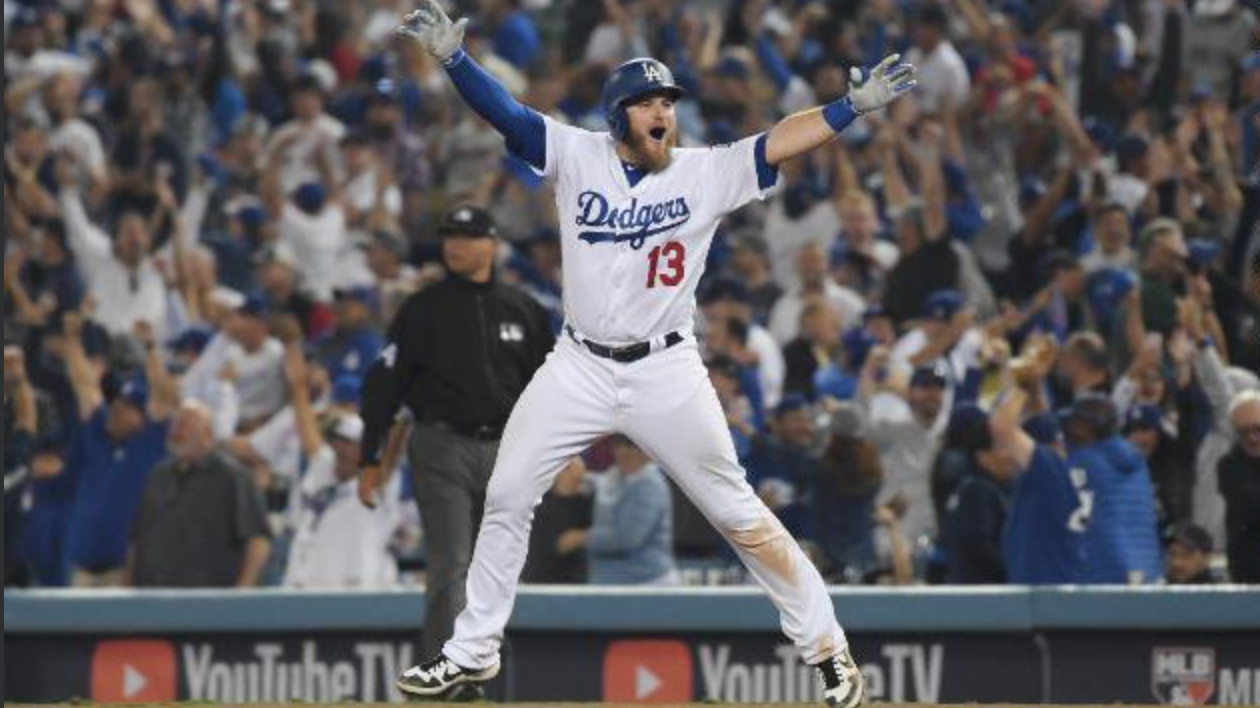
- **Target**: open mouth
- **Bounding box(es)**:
[648,127,667,142]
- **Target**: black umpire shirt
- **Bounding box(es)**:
[359,274,553,465]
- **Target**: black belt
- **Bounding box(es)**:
[566,325,683,364]
[424,419,503,442]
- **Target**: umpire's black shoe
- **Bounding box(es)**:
[814,647,867,707]
[397,654,499,697]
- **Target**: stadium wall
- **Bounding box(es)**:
[4,586,1259,704]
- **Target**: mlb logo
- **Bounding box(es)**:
[91,639,178,702]
[1151,647,1216,705]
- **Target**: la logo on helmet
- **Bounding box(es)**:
[642,63,664,83]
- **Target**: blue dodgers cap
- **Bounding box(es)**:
[1082,117,1117,152]
[331,374,363,406]
[238,293,273,318]
[774,393,811,417]
[236,204,268,229]
[910,362,950,388]
[1088,267,1138,321]
[1023,412,1064,445]
[1115,134,1150,165]
[1187,238,1222,267]
[716,55,751,80]
[862,304,889,322]
[1061,392,1120,436]
[168,326,214,355]
[113,376,149,409]
[293,182,327,213]
[333,284,380,310]
[1018,177,1047,209]
[922,289,964,321]
[1123,404,1164,434]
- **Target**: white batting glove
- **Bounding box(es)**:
[847,54,917,115]
[396,0,468,63]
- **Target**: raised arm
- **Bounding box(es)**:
[61,312,103,421]
[990,386,1035,469]
[5,347,37,438]
[397,1,545,170]
[57,182,113,270]
[764,54,916,166]
[133,321,178,423]
[283,344,325,460]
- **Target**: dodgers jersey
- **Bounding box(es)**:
[536,116,777,344]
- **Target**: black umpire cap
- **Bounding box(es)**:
[439,205,498,239]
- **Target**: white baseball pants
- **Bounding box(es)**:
[442,335,847,669]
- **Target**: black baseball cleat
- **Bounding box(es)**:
[396,654,499,697]
[815,647,867,707]
[441,683,486,702]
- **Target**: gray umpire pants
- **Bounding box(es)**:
[408,423,499,658]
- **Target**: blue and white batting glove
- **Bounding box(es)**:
[847,54,917,115]
[396,0,467,64]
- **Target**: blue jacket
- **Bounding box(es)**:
[587,464,675,584]
[1071,437,1164,584]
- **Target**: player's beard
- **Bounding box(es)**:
[625,125,676,173]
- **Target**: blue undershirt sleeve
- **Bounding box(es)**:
[753,134,779,191]
[445,48,547,171]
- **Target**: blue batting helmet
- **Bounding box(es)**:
[601,58,685,141]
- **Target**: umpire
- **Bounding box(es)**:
[359,205,553,658]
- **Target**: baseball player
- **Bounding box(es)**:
[387,2,915,704]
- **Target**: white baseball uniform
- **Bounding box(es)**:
[441,116,849,670]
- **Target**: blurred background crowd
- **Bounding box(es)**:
[3,0,1258,590]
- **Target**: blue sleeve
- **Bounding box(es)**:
[587,478,666,555]
[752,134,779,192]
[445,49,547,171]
[755,34,795,94]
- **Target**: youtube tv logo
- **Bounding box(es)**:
[603,639,693,702]
[91,639,178,702]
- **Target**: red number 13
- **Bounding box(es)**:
[646,242,685,288]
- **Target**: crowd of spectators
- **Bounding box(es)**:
[4,0,1258,589]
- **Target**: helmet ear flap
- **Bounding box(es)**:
[611,104,628,141]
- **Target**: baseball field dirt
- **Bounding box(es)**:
[2,695,1169,700]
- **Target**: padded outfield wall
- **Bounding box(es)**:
[4,586,1259,704]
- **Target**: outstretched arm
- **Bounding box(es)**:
[764,54,916,166]
[397,1,545,170]
[990,387,1034,469]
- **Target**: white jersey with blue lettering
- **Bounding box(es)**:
[537,116,772,344]
[444,116,851,676]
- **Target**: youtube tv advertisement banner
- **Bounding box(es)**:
[6,630,1258,704]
